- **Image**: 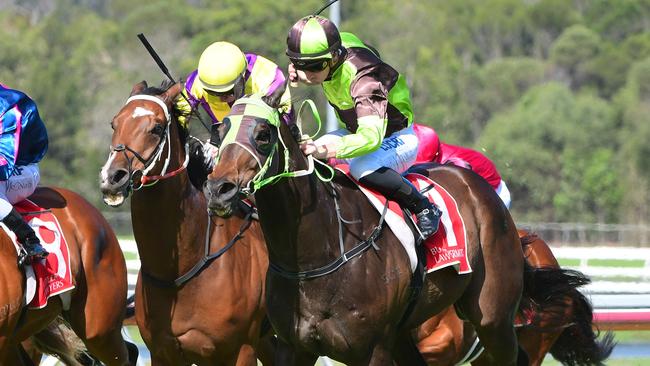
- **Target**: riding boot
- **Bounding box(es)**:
[2,208,49,265]
[360,167,442,240]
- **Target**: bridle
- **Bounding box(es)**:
[108,94,189,192]
[217,97,325,197]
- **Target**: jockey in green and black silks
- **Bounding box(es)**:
[286,15,442,240]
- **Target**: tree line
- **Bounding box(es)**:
[0,0,648,226]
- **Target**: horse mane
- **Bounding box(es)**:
[140,80,176,96]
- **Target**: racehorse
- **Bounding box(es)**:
[99,80,270,365]
[203,91,561,365]
[0,186,138,365]
[414,231,615,365]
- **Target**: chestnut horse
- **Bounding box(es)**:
[415,231,615,365]
[202,92,567,365]
[99,81,270,366]
[0,187,137,365]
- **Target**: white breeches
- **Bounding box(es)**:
[316,125,418,179]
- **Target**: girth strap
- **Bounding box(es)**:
[268,186,387,281]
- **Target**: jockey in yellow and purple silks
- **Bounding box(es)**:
[0,83,49,265]
[176,42,293,173]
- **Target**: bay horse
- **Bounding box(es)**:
[414,231,615,365]
[0,186,137,365]
[99,80,270,365]
[203,92,556,365]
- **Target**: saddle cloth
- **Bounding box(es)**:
[3,199,74,309]
[336,166,471,275]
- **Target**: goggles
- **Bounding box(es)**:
[290,58,330,72]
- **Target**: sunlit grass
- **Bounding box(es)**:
[557,258,581,266]
[588,258,646,267]
[123,251,138,260]
[557,258,646,268]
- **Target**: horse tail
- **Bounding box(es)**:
[548,289,616,365]
[31,316,86,366]
[520,265,616,365]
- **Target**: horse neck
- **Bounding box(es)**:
[130,135,207,280]
[255,128,341,270]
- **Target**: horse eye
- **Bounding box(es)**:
[256,128,271,144]
[150,124,164,136]
[110,121,115,130]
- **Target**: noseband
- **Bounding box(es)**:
[109,94,189,191]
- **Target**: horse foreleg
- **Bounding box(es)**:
[68,281,132,365]
[233,343,257,366]
[393,331,428,366]
[256,330,277,366]
[516,328,560,366]
[0,343,35,366]
[274,338,318,366]
[356,343,396,366]
[20,338,42,365]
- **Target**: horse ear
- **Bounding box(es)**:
[130,81,148,96]
[261,79,287,109]
[162,82,184,104]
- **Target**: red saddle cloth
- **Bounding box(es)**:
[336,166,471,274]
[9,200,74,309]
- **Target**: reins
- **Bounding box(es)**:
[108,94,190,191]
[141,205,255,288]
[114,92,251,288]
[230,97,388,280]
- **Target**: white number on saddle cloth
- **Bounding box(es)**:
[28,217,67,277]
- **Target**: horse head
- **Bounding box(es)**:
[99,80,185,207]
[204,85,298,217]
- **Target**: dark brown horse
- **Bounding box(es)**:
[99,81,270,366]
[203,92,553,365]
[0,187,137,365]
[414,231,615,365]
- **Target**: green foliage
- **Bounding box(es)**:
[581,0,650,42]
[551,25,601,71]
[615,57,650,223]
[0,0,647,225]
[478,83,620,222]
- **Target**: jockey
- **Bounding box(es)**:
[286,15,442,240]
[176,41,293,172]
[413,124,512,209]
[0,84,49,265]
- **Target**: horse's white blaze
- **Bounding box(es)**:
[132,107,154,118]
[100,151,118,181]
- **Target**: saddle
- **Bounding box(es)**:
[2,199,74,309]
[335,165,471,276]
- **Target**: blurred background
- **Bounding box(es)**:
[1,0,649,236]
[1,0,649,364]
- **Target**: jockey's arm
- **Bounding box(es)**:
[0,129,18,181]
[175,88,194,129]
[337,114,386,159]
[336,92,388,159]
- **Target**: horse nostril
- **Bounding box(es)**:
[111,169,129,185]
[217,182,237,197]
